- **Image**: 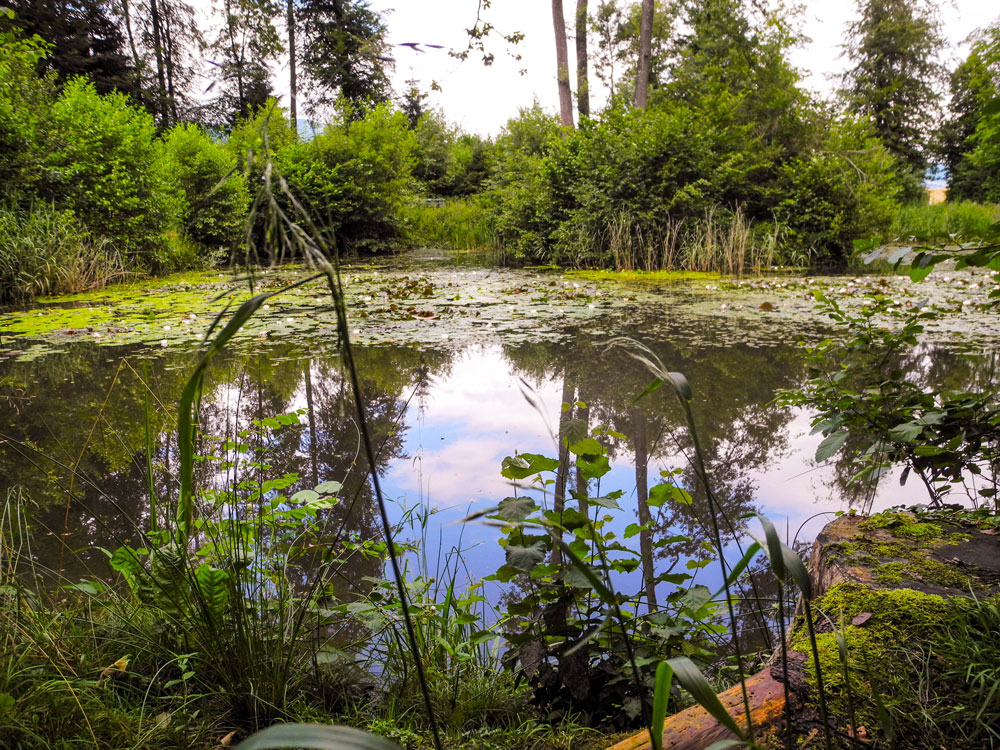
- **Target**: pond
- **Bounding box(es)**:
[1,252,998,600]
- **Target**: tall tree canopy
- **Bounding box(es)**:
[943,21,1000,202]
[207,0,283,127]
[840,0,944,180]
[296,0,392,117]
[1,0,135,97]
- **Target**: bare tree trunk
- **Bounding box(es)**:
[575,392,589,517]
[163,5,178,123]
[575,0,589,118]
[304,364,319,487]
[634,0,654,109]
[287,0,297,132]
[149,0,169,127]
[553,376,575,566]
[632,408,658,610]
[552,0,575,128]
[120,0,145,107]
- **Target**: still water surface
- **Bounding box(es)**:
[1,261,995,596]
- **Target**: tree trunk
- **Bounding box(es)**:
[575,0,589,118]
[552,0,574,128]
[553,375,575,566]
[120,0,145,107]
[575,392,589,517]
[287,0,297,132]
[634,0,654,109]
[148,0,169,127]
[632,408,657,610]
[163,5,178,123]
[304,364,319,487]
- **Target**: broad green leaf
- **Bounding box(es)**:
[815,430,848,462]
[291,489,320,503]
[505,540,547,572]
[569,438,604,457]
[887,422,923,442]
[496,496,537,522]
[314,480,343,494]
[501,453,560,479]
[590,494,622,510]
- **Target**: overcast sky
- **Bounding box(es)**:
[190,1,997,135]
[351,0,997,135]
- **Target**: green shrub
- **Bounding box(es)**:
[412,112,493,197]
[773,119,901,266]
[275,105,416,253]
[160,123,250,258]
[38,78,171,261]
[403,197,499,254]
[0,28,54,196]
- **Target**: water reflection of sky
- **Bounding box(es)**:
[2,325,987,598]
[378,344,919,591]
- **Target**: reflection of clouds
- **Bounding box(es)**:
[743,408,919,542]
[419,345,563,437]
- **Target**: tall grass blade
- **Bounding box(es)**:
[667,656,747,742]
[650,661,674,750]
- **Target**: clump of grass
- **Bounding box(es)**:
[0,200,128,303]
[402,197,502,259]
[586,207,788,275]
[891,200,1000,241]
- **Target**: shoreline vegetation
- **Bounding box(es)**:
[2,0,1000,748]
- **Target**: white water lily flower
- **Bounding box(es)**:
[163,325,171,331]
[588,303,595,309]
[263,304,271,310]
[720,303,728,311]
[159,339,168,347]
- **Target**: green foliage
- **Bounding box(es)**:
[943,22,1000,203]
[773,119,902,266]
[483,439,723,729]
[412,112,493,197]
[840,0,945,180]
[778,293,1000,508]
[0,27,54,194]
[794,583,1000,749]
[40,77,171,259]
[275,106,416,253]
[403,197,499,256]
[297,0,392,116]
[487,100,901,269]
[160,122,250,257]
[891,200,1000,240]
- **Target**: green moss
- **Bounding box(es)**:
[859,511,942,539]
[825,514,985,591]
[790,583,991,748]
[565,269,722,283]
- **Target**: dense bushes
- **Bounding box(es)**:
[0,24,419,300]
[276,106,416,253]
[161,123,250,258]
[486,102,904,269]
[41,78,172,259]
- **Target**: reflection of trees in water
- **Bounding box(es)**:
[504,330,804,605]
[0,341,455,592]
[821,344,1000,510]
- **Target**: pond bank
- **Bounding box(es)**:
[611,509,1000,749]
